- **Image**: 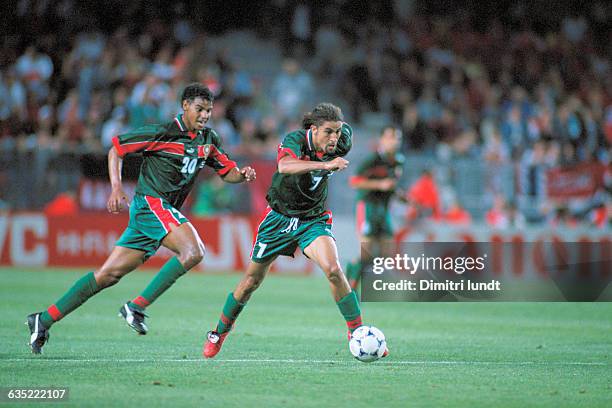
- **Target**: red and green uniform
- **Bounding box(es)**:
[214,123,362,336]
[267,123,352,218]
[351,151,404,238]
[113,114,237,260]
[346,151,404,290]
[251,123,352,262]
[39,114,237,328]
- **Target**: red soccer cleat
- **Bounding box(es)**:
[202,330,229,359]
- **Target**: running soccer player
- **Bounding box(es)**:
[26,83,256,354]
[202,102,387,358]
[345,126,404,289]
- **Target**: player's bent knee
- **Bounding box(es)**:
[94,268,123,288]
[324,264,344,285]
[179,245,205,269]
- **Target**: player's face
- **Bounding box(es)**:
[380,128,401,154]
[312,121,343,154]
[182,97,213,132]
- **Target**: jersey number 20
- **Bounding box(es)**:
[181,157,198,174]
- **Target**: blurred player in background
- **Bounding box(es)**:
[26,83,256,354]
[345,126,404,290]
[202,103,386,358]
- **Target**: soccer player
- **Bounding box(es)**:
[26,83,256,354]
[345,126,404,290]
[202,102,387,358]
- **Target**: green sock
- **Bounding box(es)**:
[128,257,187,311]
[345,261,362,289]
[40,271,100,328]
[337,290,362,332]
[215,293,246,334]
[345,261,358,280]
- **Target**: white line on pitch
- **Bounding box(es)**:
[0,358,607,366]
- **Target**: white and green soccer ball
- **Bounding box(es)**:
[349,325,386,363]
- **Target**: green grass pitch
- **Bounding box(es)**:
[0,268,610,407]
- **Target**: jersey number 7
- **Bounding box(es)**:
[310,175,323,191]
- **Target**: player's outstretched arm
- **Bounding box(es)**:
[350,177,396,191]
[221,166,257,183]
[278,156,349,175]
[106,146,129,214]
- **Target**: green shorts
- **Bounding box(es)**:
[116,194,189,260]
[356,200,392,238]
[250,208,334,263]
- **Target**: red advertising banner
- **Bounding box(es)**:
[546,163,606,199]
[0,213,312,274]
[2,213,608,279]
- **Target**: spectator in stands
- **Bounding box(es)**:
[401,103,431,151]
[0,68,27,122]
[405,169,441,222]
[207,99,239,152]
[520,140,548,199]
[15,45,53,102]
[44,190,78,216]
[271,58,313,124]
[500,104,527,156]
[486,195,510,228]
[589,202,609,228]
[254,115,281,158]
[101,107,129,149]
[312,13,343,76]
[483,122,510,164]
[0,2,610,224]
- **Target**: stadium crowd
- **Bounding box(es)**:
[300,2,611,226]
[0,1,609,226]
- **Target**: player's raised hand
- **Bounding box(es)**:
[107,188,129,214]
[240,166,257,182]
[325,157,349,172]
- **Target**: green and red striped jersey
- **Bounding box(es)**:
[112,114,237,209]
[266,123,352,218]
[350,151,404,204]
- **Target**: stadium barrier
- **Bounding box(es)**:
[0,213,312,274]
[0,213,609,279]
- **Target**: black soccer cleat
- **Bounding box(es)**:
[119,303,148,335]
[26,313,50,354]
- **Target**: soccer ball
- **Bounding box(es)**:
[349,325,386,363]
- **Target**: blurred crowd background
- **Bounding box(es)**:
[0,0,610,228]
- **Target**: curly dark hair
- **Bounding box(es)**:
[181,82,214,103]
[302,103,344,129]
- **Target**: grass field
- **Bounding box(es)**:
[0,268,610,407]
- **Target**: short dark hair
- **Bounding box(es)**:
[181,83,214,103]
[302,103,344,129]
